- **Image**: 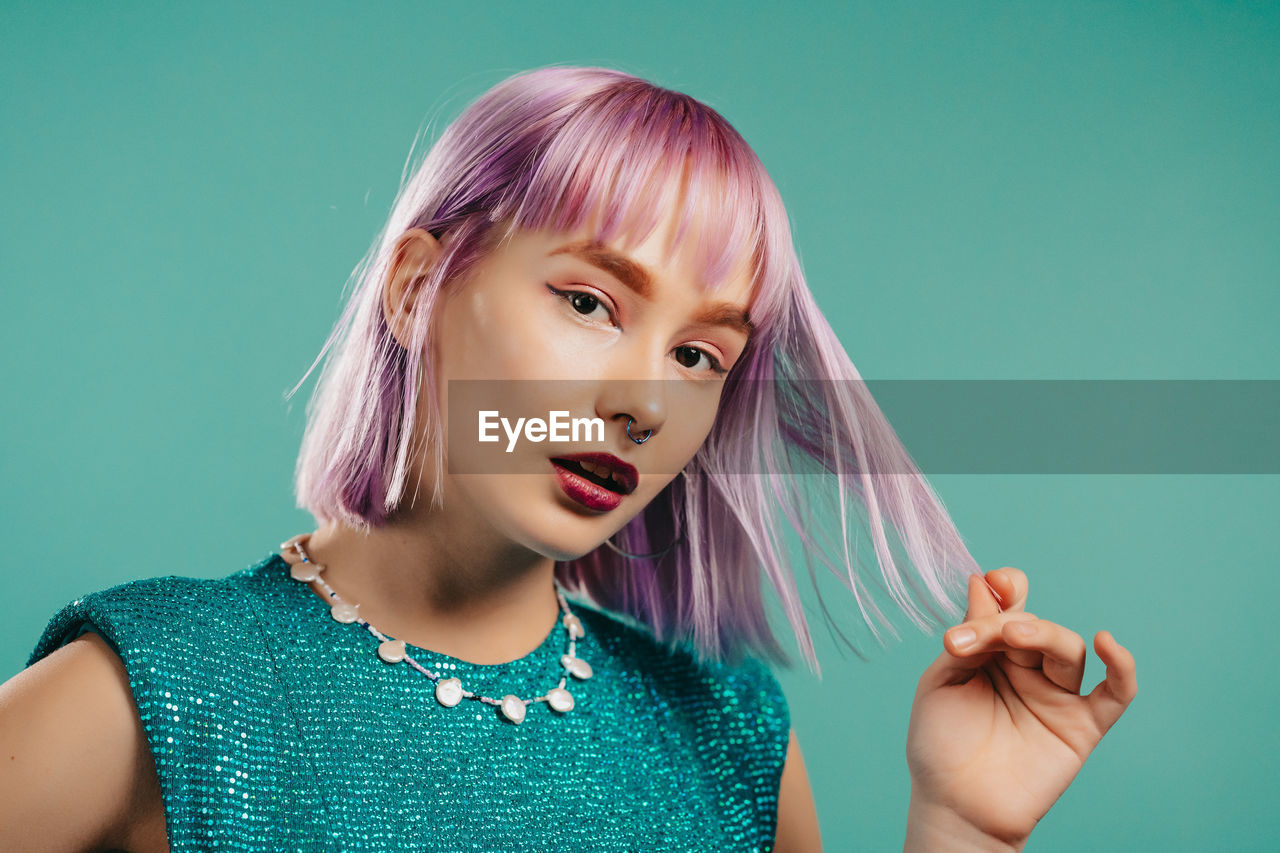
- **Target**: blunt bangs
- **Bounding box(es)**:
[504,81,771,303]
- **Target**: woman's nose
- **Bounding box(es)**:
[594,340,669,441]
[596,379,667,444]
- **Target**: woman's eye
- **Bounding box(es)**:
[673,345,726,375]
[550,286,613,324]
[569,292,600,315]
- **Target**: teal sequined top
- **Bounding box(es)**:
[27,553,791,851]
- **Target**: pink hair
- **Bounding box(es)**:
[290,66,980,673]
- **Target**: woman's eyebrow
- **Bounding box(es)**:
[549,241,653,298]
[548,241,752,337]
[692,303,753,338]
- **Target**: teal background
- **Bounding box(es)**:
[3,2,1277,850]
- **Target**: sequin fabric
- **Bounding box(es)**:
[27,552,791,851]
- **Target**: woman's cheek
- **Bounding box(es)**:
[517,322,608,378]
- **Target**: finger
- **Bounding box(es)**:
[1001,618,1087,692]
[944,610,1039,659]
[984,568,1036,665]
[919,610,1039,691]
[987,567,1028,613]
[981,566,1034,665]
[963,573,1002,620]
[1086,631,1138,732]
[917,642,995,690]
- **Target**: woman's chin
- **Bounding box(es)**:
[521,515,618,562]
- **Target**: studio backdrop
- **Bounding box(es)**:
[2,3,1277,850]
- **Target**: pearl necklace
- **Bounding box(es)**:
[283,536,593,725]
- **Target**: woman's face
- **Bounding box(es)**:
[410,208,755,561]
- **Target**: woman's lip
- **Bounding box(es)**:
[551,460,624,512]
[550,452,638,495]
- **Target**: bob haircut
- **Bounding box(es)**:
[291,66,979,673]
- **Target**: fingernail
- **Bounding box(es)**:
[1010,621,1036,636]
[949,627,977,649]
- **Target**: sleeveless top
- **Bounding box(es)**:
[26,552,791,852]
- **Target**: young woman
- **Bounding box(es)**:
[1,66,1136,851]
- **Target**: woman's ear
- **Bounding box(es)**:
[383,228,445,349]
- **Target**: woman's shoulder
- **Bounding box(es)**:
[1,626,168,853]
[19,552,332,849]
[27,551,282,669]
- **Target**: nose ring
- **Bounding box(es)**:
[626,417,652,445]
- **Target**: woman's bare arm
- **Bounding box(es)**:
[774,728,822,852]
[0,631,167,852]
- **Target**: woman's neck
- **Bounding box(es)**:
[299,507,562,666]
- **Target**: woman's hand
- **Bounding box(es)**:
[904,568,1137,851]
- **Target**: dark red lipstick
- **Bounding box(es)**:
[550,453,638,512]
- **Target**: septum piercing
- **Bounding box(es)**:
[626,417,652,445]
